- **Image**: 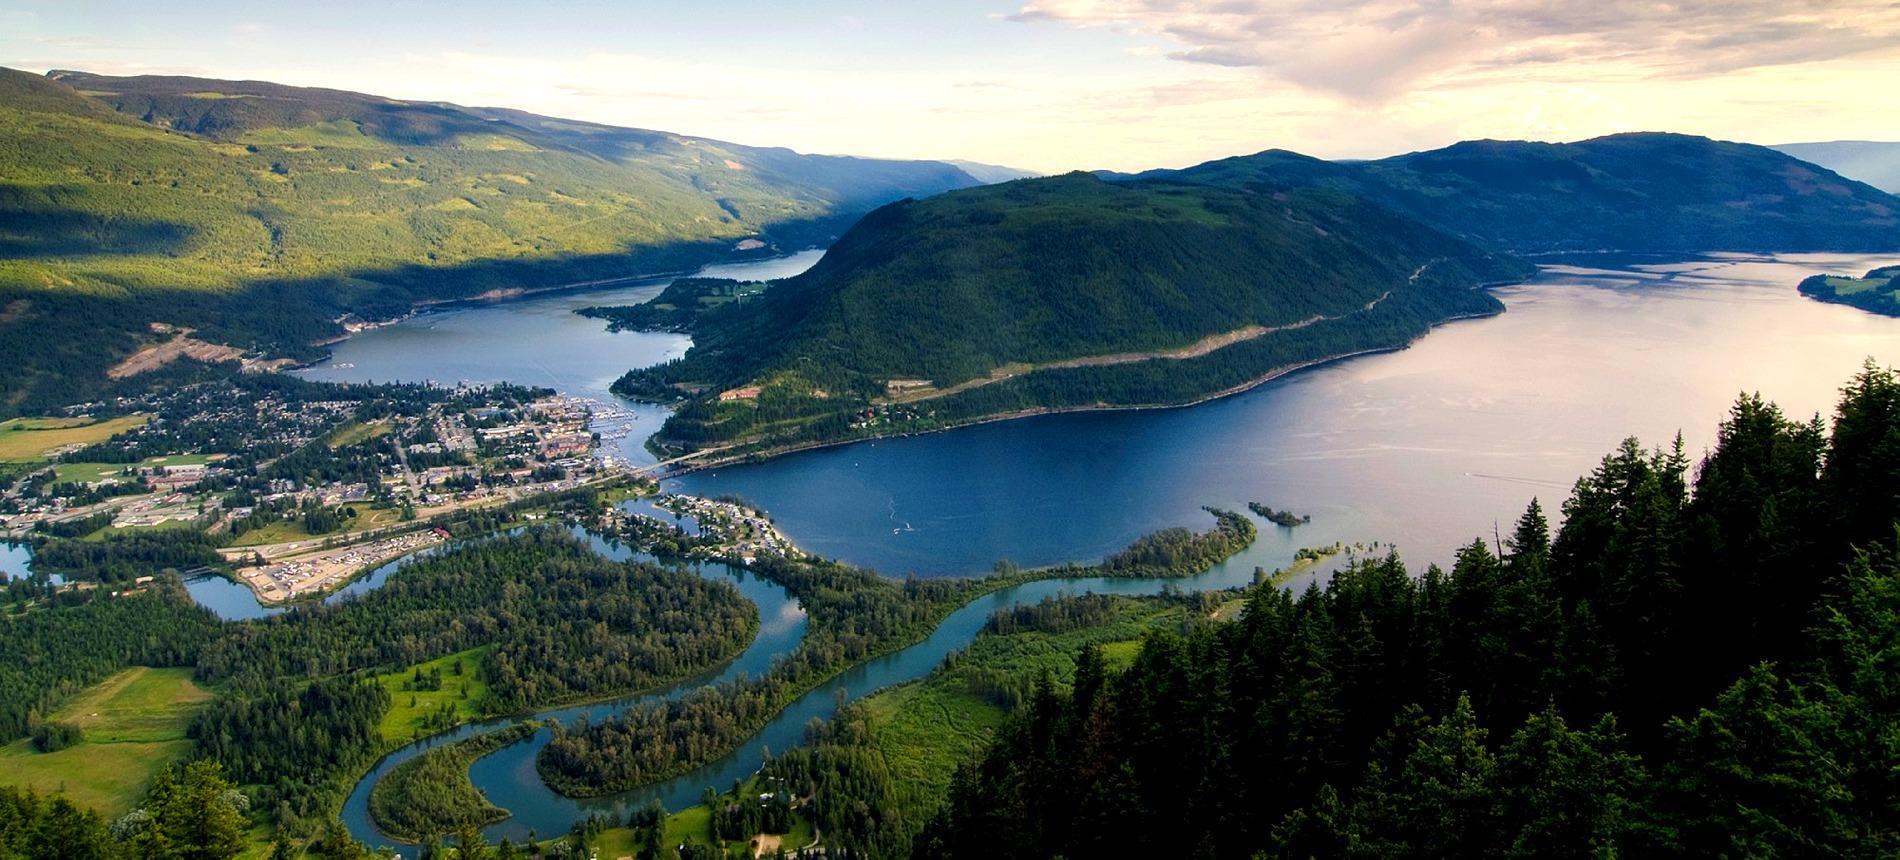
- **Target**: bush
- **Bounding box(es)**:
[30,721,83,752]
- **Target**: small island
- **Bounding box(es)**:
[1799,266,1900,317]
[1247,502,1311,527]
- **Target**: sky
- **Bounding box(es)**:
[4,0,1899,174]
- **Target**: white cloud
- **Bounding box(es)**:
[1009,0,1900,102]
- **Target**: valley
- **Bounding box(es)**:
[3,30,1900,858]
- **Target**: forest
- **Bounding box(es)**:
[908,363,1900,858]
[535,508,1260,797]
[615,173,1528,459]
[0,761,262,860]
[0,579,220,740]
[367,722,539,842]
[1101,508,1255,577]
[188,529,758,825]
[576,277,768,333]
[1136,133,1900,254]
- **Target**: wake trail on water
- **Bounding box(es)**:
[886,496,915,534]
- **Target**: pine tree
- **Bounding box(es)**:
[1492,707,1644,857]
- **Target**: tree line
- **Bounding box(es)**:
[916,363,1900,858]
[535,507,1259,797]
[188,529,758,829]
[0,578,220,741]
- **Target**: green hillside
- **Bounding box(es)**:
[1141,133,1900,254]
[609,172,1528,458]
[1799,264,1900,316]
[0,68,979,416]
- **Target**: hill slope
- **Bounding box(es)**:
[1773,141,1900,193]
[1142,133,1900,254]
[0,68,980,416]
[609,172,1528,458]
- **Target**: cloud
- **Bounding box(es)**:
[1009,0,1900,101]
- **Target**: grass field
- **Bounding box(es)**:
[54,454,214,485]
[863,681,1007,808]
[341,502,403,532]
[376,646,494,744]
[0,667,212,816]
[1824,275,1882,296]
[0,415,148,462]
[225,519,319,548]
[856,597,1186,823]
[325,420,391,449]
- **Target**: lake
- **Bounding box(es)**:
[307,248,1900,853]
[305,251,1900,577]
[300,251,824,468]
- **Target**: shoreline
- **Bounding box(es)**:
[304,247,806,352]
[649,304,1508,477]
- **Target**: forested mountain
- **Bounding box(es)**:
[913,363,1900,858]
[0,67,981,416]
[1774,141,1900,193]
[612,171,1527,457]
[1138,133,1900,254]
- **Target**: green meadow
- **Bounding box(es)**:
[0,667,213,817]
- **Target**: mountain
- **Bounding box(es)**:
[1772,141,1900,193]
[0,68,983,416]
[609,171,1528,459]
[1138,133,1900,254]
[945,160,1041,184]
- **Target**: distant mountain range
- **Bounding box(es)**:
[944,160,1041,184]
[1132,133,1900,254]
[4,62,1897,430]
[1772,141,1900,193]
[0,67,993,415]
[605,132,1900,461]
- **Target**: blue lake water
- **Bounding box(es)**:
[306,249,1900,576]
[300,251,824,468]
[301,248,1900,852]
[0,541,41,583]
[674,252,1900,575]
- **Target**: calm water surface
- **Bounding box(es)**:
[308,250,1900,575]
[304,249,1900,852]
[676,252,1900,574]
[0,542,38,582]
[301,251,824,468]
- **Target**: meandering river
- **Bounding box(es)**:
[293,249,1900,851]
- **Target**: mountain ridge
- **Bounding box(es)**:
[607,171,1528,459]
[1135,132,1900,254]
[0,67,985,416]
